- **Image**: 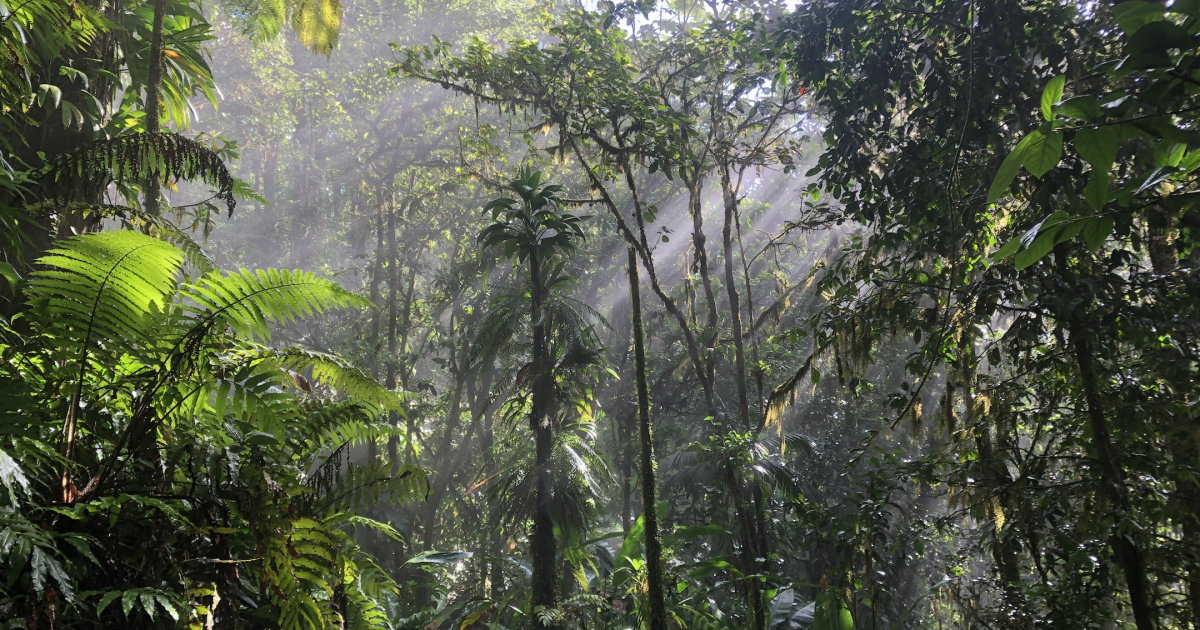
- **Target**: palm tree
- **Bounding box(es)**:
[477,167,587,627]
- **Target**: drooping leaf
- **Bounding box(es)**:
[1074,126,1119,172]
[1023,130,1063,178]
[987,131,1040,203]
[1084,168,1109,211]
[1041,76,1065,121]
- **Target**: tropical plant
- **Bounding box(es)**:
[0,229,428,629]
[476,167,590,627]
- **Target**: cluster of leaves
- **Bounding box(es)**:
[1,228,429,629]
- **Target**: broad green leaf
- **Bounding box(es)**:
[991,237,1022,261]
[1056,96,1101,122]
[1124,20,1193,55]
[96,591,121,616]
[0,262,18,288]
[1024,130,1063,178]
[1015,232,1057,270]
[1116,50,1174,74]
[1112,1,1166,33]
[140,592,156,621]
[1015,218,1085,269]
[156,596,180,621]
[987,132,1041,203]
[122,590,138,618]
[1023,211,1070,247]
[1041,76,1065,121]
[1084,216,1115,251]
[1175,149,1200,176]
[813,591,854,630]
[1084,169,1109,211]
[1154,142,1186,168]
[1074,127,1118,172]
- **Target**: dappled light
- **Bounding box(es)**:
[2,1,1198,629]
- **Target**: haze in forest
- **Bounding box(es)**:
[1,1,1198,630]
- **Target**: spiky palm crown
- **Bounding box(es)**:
[477,166,589,265]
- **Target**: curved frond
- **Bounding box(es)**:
[40,132,237,216]
[247,346,409,415]
[27,231,184,350]
[182,268,367,341]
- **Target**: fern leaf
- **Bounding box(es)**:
[183,268,366,341]
[28,231,184,351]
[40,132,238,216]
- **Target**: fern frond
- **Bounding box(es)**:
[313,461,429,514]
[292,402,400,458]
[28,231,184,351]
[40,132,237,216]
[26,201,216,271]
[183,268,366,341]
[272,347,407,414]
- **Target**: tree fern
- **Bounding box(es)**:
[28,231,184,351]
[183,268,366,342]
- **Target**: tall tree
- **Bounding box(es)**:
[477,167,588,627]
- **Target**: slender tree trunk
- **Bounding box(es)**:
[143,0,167,216]
[570,140,714,410]
[1057,250,1153,630]
[688,171,719,383]
[621,433,633,532]
[384,198,398,466]
[368,191,385,376]
[399,264,418,464]
[422,335,468,551]
[628,248,666,630]
[733,198,764,421]
[720,166,751,431]
[1073,329,1153,630]
[482,396,505,598]
[719,165,768,630]
[962,332,1024,626]
[528,253,559,628]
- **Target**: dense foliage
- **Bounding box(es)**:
[1,0,1198,629]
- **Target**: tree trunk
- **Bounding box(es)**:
[383,197,398,466]
[143,0,167,216]
[720,165,751,432]
[628,248,667,630]
[1057,250,1153,630]
[688,171,719,383]
[368,190,385,377]
[962,332,1025,626]
[528,252,559,628]
[399,264,418,464]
